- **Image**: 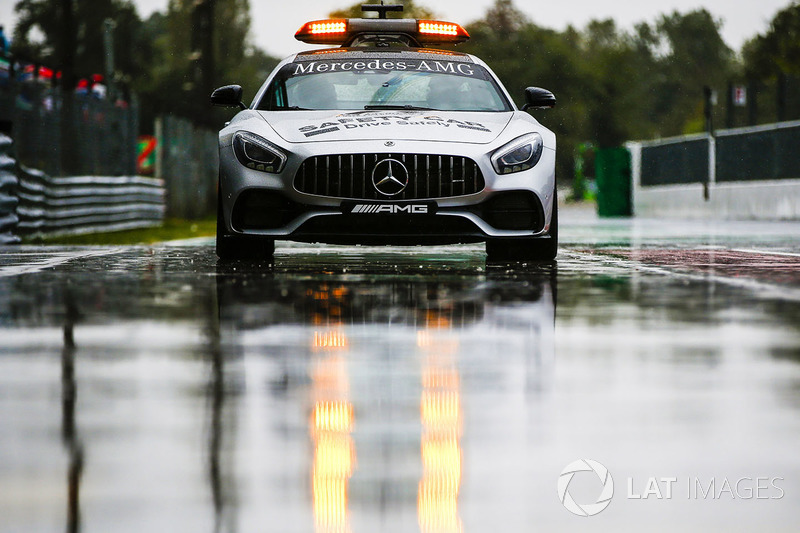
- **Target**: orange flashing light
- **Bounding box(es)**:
[295,19,348,44]
[418,21,458,36]
[295,17,470,46]
[309,20,347,34]
[417,20,469,43]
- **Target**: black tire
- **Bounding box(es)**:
[216,191,275,261]
[486,192,558,262]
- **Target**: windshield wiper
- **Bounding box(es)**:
[363,104,436,111]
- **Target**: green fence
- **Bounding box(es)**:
[640,136,709,187]
[716,124,800,182]
[637,121,800,188]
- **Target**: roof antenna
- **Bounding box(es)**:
[361,1,404,19]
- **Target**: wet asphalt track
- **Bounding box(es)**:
[1,207,800,532]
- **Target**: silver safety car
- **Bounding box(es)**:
[211,6,557,261]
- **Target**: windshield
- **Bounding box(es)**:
[258,58,512,112]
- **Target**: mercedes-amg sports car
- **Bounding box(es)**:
[211,5,557,261]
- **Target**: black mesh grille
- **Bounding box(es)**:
[294,153,485,200]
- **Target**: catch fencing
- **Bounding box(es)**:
[629,120,800,219]
[0,77,170,240]
[156,115,218,219]
[14,167,165,239]
[1,75,223,238]
[2,82,138,177]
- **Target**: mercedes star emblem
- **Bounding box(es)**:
[372,158,409,196]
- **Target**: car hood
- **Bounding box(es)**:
[259,110,514,145]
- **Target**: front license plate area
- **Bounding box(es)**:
[341,201,437,215]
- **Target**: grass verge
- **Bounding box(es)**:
[31,218,216,245]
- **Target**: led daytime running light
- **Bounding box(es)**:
[233,132,286,174]
[491,133,544,175]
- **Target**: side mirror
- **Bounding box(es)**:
[522,87,556,111]
[211,85,246,110]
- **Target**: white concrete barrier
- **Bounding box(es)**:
[630,120,800,220]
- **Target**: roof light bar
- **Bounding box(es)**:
[417,20,469,43]
[309,20,347,34]
[295,19,348,43]
[419,21,457,36]
[294,18,470,46]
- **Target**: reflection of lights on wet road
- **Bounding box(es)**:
[312,432,354,532]
[421,390,461,433]
[314,330,349,350]
[309,285,349,322]
[311,342,355,533]
[312,400,354,435]
[418,315,464,533]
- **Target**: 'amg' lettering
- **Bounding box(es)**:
[351,204,428,214]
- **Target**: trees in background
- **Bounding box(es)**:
[742,2,800,122]
[11,0,279,131]
[460,1,735,181]
[133,0,278,129]
[330,0,436,19]
[635,10,734,135]
[12,0,147,89]
[744,2,800,79]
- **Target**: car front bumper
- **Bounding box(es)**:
[219,139,556,243]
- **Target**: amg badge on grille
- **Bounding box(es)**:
[350,204,429,214]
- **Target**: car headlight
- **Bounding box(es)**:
[233,132,287,173]
[491,133,544,175]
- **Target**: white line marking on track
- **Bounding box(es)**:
[0,248,124,278]
[731,249,800,258]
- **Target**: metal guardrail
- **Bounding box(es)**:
[15,167,165,239]
[0,134,20,244]
[0,132,165,242]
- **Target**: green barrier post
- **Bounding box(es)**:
[595,146,632,217]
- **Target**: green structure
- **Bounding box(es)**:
[595,147,632,217]
[572,142,595,202]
